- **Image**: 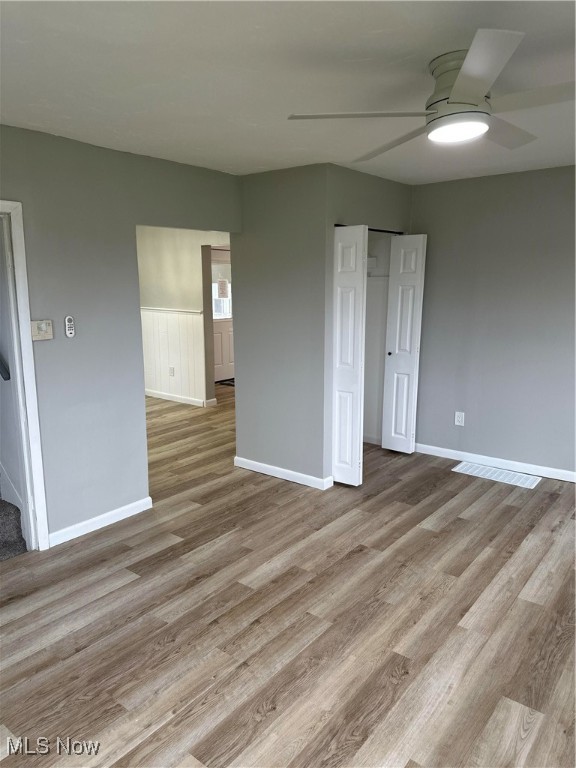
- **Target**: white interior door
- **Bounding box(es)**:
[332,226,368,485]
[382,235,427,453]
[214,319,234,381]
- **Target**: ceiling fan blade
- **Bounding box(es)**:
[354,125,428,162]
[288,111,433,120]
[450,29,525,105]
[486,116,536,149]
[491,82,575,113]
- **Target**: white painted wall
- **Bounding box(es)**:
[140,308,209,405]
[137,226,229,311]
[363,232,392,445]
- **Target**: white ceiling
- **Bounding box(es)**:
[1,1,574,184]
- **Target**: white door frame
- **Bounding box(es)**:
[1,200,49,550]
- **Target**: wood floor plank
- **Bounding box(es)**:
[519,519,575,606]
[414,598,547,768]
[283,651,416,768]
[466,696,545,768]
[331,626,488,768]
[0,386,573,768]
[458,528,555,634]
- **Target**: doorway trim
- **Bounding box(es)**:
[1,200,49,550]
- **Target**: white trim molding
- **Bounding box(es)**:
[140,306,203,315]
[1,200,50,550]
[415,443,575,484]
[49,496,153,547]
[145,389,211,407]
[234,456,334,491]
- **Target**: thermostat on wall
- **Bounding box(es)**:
[65,315,75,338]
[31,319,54,341]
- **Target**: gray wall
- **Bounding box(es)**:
[0,126,240,533]
[232,165,329,479]
[325,164,411,231]
[411,165,575,471]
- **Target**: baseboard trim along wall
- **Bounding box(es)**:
[145,389,209,407]
[234,456,334,491]
[48,496,153,547]
[415,443,575,483]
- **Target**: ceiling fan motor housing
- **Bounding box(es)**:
[425,49,492,128]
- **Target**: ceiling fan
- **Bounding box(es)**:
[288,29,575,162]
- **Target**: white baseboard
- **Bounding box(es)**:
[0,460,24,511]
[415,444,575,483]
[49,496,153,547]
[145,389,207,407]
[363,435,381,446]
[205,398,217,407]
[234,456,333,491]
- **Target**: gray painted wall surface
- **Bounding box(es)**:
[0,126,240,532]
[326,165,411,231]
[411,166,575,471]
[232,165,329,479]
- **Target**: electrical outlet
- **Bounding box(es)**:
[169,366,175,377]
[455,411,465,427]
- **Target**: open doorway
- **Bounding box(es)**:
[0,202,49,555]
[134,226,237,503]
[363,231,393,447]
[211,245,235,385]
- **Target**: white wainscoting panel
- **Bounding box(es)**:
[141,308,208,405]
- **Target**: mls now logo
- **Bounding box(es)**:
[7,737,100,756]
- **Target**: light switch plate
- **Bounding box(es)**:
[31,319,54,341]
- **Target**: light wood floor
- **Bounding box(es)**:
[1,385,574,767]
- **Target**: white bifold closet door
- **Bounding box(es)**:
[332,226,368,486]
[381,234,427,453]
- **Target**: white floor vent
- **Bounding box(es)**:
[452,461,542,489]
